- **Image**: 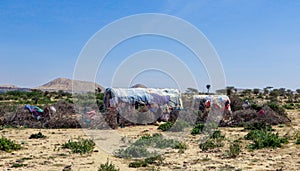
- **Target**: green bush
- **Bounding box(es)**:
[227,142,241,158]
[99,159,120,171]
[117,145,151,158]
[250,103,261,111]
[62,138,95,154]
[132,133,181,149]
[11,163,27,168]
[283,104,294,110]
[199,139,216,151]
[296,139,300,144]
[29,132,46,139]
[191,123,205,135]
[158,122,173,131]
[199,130,225,151]
[245,130,288,150]
[0,136,21,152]
[210,130,225,139]
[244,122,273,131]
[129,160,148,168]
[266,102,286,116]
[129,155,164,168]
[117,134,185,158]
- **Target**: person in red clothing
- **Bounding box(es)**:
[258,108,265,117]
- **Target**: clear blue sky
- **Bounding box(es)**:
[1,0,300,91]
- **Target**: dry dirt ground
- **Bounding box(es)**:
[1,110,300,171]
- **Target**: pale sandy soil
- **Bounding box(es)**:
[1,110,300,171]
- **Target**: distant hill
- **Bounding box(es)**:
[131,84,147,88]
[0,84,19,89]
[35,78,104,93]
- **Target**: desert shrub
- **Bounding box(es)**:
[129,155,164,168]
[191,123,205,135]
[226,141,241,158]
[0,136,21,152]
[244,122,273,131]
[158,122,173,131]
[199,130,225,151]
[245,130,288,150]
[174,142,188,150]
[62,138,95,154]
[99,159,120,171]
[117,134,185,158]
[29,132,46,139]
[244,130,262,140]
[283,103,294,110]
[266,102,286,116]
[199,139,216,151]
[117,145,151,158]
[129,160,148,168]
[133,133,182,149]
[210,130,225,139]
[11,163,27,168]
[296,139,300,144]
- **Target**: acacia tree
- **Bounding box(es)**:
[264,86,273,95]
[253,88,260,95]
[185,87,198,94]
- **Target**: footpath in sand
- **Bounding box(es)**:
[1,110,300,171]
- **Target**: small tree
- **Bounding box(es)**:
[226,86,235,96]
[206,84,211,94]
[241,89,252,97]
[185,88,198,94]
[270,89,280,99]
[278,88,286,97]
[253,88,260,95]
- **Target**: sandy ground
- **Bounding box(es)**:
[1,110,300,171]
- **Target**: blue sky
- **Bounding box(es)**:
[1,0,300,91]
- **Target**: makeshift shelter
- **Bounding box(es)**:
[104,88,183,124]
[104,88,183,111]
[191,95,232,113]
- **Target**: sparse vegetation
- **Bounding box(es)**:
[199,139,217,151]
[98,159,120,171]
[158,120,189,132]
[1,84,300,170]
[158,122,173,131]
[266,102,286,116]
[62,138,95,154]
[191,123,205,135]
[244,122,273,131]
[117,133,186,158]
[0,136,21,152]
[11,163,27,168]
[245,130,288,150]
[199,130,225,151]
[129,155,164,168]
[29,132,47,139]
[210,130,225,140]
[226,141,241,158]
